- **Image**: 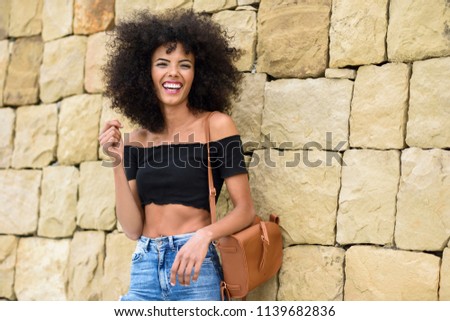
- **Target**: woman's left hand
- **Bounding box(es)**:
[170,229,212,286]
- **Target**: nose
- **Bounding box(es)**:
[167,64,179,77]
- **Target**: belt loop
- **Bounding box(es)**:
[144,237,151,252]
[168,235,175,250]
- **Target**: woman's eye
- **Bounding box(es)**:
[156,63,167,67]
[181,64,191,69]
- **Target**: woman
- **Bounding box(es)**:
[98,9,255,301]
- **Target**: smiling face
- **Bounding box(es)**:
[151,43,195,109]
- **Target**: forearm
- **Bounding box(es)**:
[197,204,256,242]
[113,165,144,240]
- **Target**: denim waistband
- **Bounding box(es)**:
[137,232,196,252]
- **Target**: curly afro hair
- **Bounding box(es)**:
[103,9,242,133]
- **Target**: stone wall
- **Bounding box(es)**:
[0,0,449,301]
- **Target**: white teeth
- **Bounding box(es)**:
[163,83,182,89]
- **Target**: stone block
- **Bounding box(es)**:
[12,104,57,168]
[0,108,15,168]
[193,0,236,13]
[395,148,450,251]
[68,231,105,300]
[115,0,193,23]
[325,68,356,80]
[257,0,331,78]
[0,235,18,300]
[4,36,43,106]
[0,0,10,39]
[345,246,440,300]
[42,0,73,41]
[77,161,116,231]
[262,78,353,151]
[38,166,79,238]
[231,73,266,152]
[85,32,107,93]
[39,36,87,103]
[0,170,41,235]
[57,94,102,165]
[102,233,136,301]
[212,10,256,71]
[337,150,400,245]
[238,0,259,5]
[350,63,409,149]
[329,0,388,67]
[9,0,43,37]
[249,149,341,246]
[278,245,345,300]
[406,57,450,148]
[15,237,70,300]
[0,40,8,106]
[246,276,278,301]
[387,0,450,62]
[440,248,450,301]
[74,0,114,35]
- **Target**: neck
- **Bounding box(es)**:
[160,105,198,138]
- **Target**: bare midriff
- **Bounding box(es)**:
[142,203,211,238]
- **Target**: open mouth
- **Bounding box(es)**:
[162,82,183,93]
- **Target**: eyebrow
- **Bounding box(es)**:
[155,58,192,63]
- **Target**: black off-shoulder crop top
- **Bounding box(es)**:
[123,134,248,212]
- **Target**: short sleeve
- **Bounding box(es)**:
[210,135,248,179]
[123,145,139,180]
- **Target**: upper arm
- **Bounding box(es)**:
[124,129,144,215]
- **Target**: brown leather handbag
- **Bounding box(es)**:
[205,112,283,300]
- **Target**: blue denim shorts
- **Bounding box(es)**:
[120,232,223,301]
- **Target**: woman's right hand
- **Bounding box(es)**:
[99,119,124,160]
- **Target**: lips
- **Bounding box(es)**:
[162,81,183,94]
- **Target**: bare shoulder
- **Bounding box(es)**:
[208,112,239,142]
[124,128,150,147]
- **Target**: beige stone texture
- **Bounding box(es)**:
[115,0,193,22]
[249,149,341,246]
[238,0,259,5]
[325,68,356,80]
[39,36,87,103]
[387,0,450,62]
[278,245,345,300]
[337,150,400,245]
[262,78,353,151]
[350,63,409,149]
[247,276,278,301]
[194,0,236,13]
[329,0,388,68]
[85,32,107,93]
[0,235,18,300]
[212,10,256,71]
[57,94,102,165]
[0,170,41,235]
[9,0,43,37]
[12,104,57,168]
[0,0,10,39]
[0,40,8,106]
[74,0,114,35]
[77,161,116,231]
[395,148,450,251]
[0,108,15,168]
[231,73,266,152]
[42,0,74,41]
[99,97,139,160]
[4,36,43,106]
[277,245,345,301]
[406,57,450,149]
[440,248,450,301]
[38,166,79,238]
[345,246,440,300]
[15,237,70,300]
[257,0,331,78]
[68,231,105,300]
[102,233,136,300]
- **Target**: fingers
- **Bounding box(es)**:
[170,253,203,286]
[100,119,123,135]
[99,126,122,146]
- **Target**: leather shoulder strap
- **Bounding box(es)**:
[205,111,218,223]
